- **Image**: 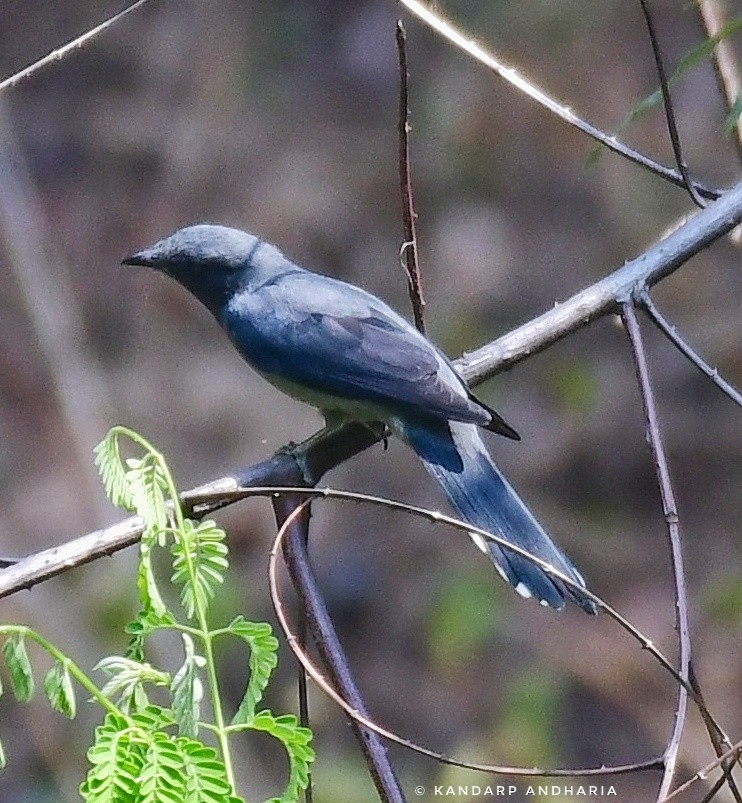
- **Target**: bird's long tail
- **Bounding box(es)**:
[394,417,596,613]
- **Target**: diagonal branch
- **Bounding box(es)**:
[638,290,742,409]
[399,0,721,200]
[0,0,153,94]
[459,180,742,384]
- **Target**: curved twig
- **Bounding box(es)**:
[268,496,664,779]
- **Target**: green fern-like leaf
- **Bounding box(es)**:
[125,609,177,662]
[126,457,170,535]
[3,633,34,701]
[228,618,279,725]
[96,656,170,714]
[170,520,229,620]
[249,711,314,803]
[81,709,242,803]
[171,635,205,739]
[139,732,187,803]
[44,660,76,719]
[179,739,243,803]
[94,431,136,511]
[80,712,145,802]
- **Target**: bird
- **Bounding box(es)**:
[123,224,595,613]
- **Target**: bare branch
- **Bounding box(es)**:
[273,496,405,803]
[637,0,706,208]
[399,0,721,200]
[0,0,153,93]
[638,291,742,408]
[659,738,742,802]
[458,180,742,385]
[396,20,426,335]
[267,490,666,778]
[621,304,691,801]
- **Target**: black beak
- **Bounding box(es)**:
[122,248,157,268]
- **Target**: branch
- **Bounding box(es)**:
[0,0,153,93]
[268,495,666,779]
[272,497,405,803]
[399,0,721,200]
[621,304,691,801]
[638,290,742,409]
[637,0,705,208]
[458,180,742,385]
[396,20,426,335]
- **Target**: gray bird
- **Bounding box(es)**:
[124,224,594,613]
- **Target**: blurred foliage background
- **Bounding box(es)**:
[0,1,740,801]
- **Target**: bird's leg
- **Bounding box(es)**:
[279,414,387,485]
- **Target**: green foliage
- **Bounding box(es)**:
[229,617,280,725]
[44,660,77,719]
[80,708,240,803]
[0,426,313,801]
[171,635,205,738]
[248,712,315,803]
[170,519,229,620]
[3,633,34,701]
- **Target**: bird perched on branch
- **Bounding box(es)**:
[124,224,595,613]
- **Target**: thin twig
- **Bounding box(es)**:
[399,0,720,200]
[638,290,742,408]
[660,739,742,802]
[689,665,742,802]
[0,0,153,93]
[621,304,691,801]
[272,496,405,803]
[396,20,426,334]
[637,0,706,208]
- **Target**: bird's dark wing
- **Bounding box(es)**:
[220,270,490,425]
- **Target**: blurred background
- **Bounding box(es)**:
[0,1,740,800]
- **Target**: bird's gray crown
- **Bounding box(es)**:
[131,224,261,268]
[123,224,295,312]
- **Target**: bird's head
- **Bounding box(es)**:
[123,224,269,312]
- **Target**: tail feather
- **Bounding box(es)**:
[394,416,596,614]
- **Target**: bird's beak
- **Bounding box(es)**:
[122,248,157,268]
